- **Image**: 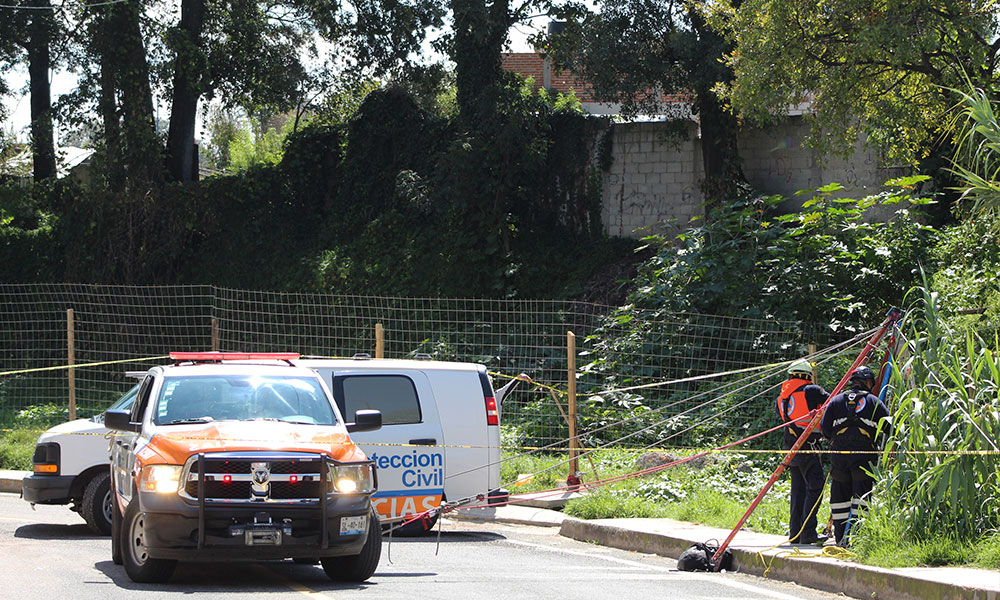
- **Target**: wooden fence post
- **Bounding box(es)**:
[67,309,76,421]
[809,344,818,381]
[567,330,578,479]
[375,323,384,358]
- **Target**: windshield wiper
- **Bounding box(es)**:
[162,417,215,425]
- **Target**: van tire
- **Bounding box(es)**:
[82,471,113,535]
[122,499,176,583]
[111,484,123,565]
[321,508,381,582]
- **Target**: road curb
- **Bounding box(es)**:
[0,471,26,494]
[452,505,570,528]
[559,519,998,600]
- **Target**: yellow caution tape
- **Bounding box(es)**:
[0,355,170,377]
[2,428,997,456]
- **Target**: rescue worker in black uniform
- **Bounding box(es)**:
[776,359,829,544]
[820,366,891,546]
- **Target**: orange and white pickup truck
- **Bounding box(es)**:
[104,352,382,584]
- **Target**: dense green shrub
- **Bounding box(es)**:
[856,285,1000,558]
[930,213,1000,336]
[0,181,62,281]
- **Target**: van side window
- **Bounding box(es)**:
[338,375,421,425]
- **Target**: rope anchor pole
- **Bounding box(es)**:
[710,307,904,570]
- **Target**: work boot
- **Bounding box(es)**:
[799,532,829,545]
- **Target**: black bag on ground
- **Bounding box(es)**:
[677,541,735,572]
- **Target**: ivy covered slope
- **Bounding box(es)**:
[0,78,632,299]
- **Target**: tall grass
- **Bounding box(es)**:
[856,284,1000,564]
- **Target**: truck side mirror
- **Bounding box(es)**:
[105,409,141,432]
[347,409,381,433]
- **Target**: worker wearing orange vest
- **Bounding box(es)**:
[776,359,829,544]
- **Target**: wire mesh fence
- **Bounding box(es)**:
[0,284,854,449]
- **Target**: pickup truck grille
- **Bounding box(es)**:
[181,452,326,502]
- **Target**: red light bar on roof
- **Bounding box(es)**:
[169,352,301,361]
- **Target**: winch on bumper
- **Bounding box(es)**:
[138,451,377,561]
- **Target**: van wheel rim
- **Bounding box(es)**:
[102,491,113,525]
[129,512,149,565]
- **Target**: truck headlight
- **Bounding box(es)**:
[330,464,374,494]
[140,465,183,494]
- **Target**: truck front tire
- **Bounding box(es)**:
[321,508,381,582]
[121,499,177,583]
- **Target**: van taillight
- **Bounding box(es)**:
[485,396,499,426]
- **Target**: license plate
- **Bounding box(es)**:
[245,527,282,545]
[340,515,367,536]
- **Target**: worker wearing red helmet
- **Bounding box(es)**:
[820,365,892,547]
[776,359,829,544]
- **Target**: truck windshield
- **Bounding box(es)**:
[153,375,338,426]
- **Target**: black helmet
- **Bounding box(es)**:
[849,366,876,388]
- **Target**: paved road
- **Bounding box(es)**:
[1,492,840,599]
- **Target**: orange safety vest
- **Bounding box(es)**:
[776,378,812,434]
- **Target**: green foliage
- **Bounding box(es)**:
[14,403,69,429]
[227,113,296,172]
[563,452,795,533]
[0,428,36,471]
[499,451,570,494]
[564,489,673,519]
[200,106,241,170]
[718,0,996,165]
[630,181,935,327]
[948,84,1000,220]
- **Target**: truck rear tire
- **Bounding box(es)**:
[82,471,113,535]
[121,499,177,583]
[321,508,381,582]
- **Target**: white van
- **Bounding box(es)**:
[22,381,140,534]
[295,357,505,531]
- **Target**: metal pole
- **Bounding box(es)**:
[67,308,75,421]
[711,307,904,569]
[567,331,578,480]
[375,323,384,359]
[211,317,219,352]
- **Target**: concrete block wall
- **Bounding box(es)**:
[602,122,704,238]
[739,117,909,211]
[602,116,909,238]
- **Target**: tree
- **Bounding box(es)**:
[88,0,162,193]
[164,0,207,182]
[0,0,59,182]
[716,0,1000,165]
[542,0,746,207]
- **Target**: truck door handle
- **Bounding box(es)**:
[408,438,436,446]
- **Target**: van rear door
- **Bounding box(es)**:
[428,366,498,503]
[323,369,445,523]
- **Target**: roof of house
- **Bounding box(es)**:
[501,53,690,112]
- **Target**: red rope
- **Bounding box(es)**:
[709,307,904,569]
